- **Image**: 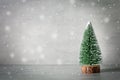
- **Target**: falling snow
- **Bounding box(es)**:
[29,49,35,54]
[36,46,43,53]
[117,26,120,30]
[51,33,58,39]
[6,44,9,48]
[21,35,27,40]
[105,36,110,40]
[97,0,100,2]
[7,71,11,75]
[102,7,106,11]
[91,2,96,6]
[6,11,11,16]
[116,20,120,24]
[104,17,110,23]
[30,8,34,12]
[70,0,76,5]
[39,14,45,20]
[10,53,15,58]
[20,67,24,71]
[21,0,27,3]
[41,6,46,10]
[0,0,120,65]
[5,26,11,32]
[57,59,62,65]
[21,58,28,63]
[116,48,119,50]
[40,54,45,59]
[70,31,75,36]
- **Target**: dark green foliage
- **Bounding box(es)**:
[80,22,102,65]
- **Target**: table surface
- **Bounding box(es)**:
[0,64,120,80]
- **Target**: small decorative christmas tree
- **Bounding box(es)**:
[80,22,102,74]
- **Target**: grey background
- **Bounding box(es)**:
[0,0,120,64]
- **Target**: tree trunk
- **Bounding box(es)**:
[81,65,100,74]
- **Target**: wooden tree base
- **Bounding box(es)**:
[81,65,100,74]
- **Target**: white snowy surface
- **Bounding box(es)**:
[0,65,120,80]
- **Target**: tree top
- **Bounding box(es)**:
[85,21,92,29]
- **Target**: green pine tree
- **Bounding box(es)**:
[80,22,102,65]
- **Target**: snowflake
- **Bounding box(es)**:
[36,46,43,53]
[40,54,45,59]
[69,0,76,7]
[29,49,35,54]
[104,17,110,23]
[21,35,27,40]
[102,7,106,11]
[70,31,76,39]
[117,26,120,30]
[55,13,59,16]
[105,36,110,40]
[81,4,85,7]
[112,72,115,74]
[112,3,116,7]
[21,58,28,63]
[5,25,11,32]
[22,0,27,3]
[51,33,58,39]
[116,20,120,24]
[109,6,112,9]
[6,11,11,16]
[97,0,100,2]
[6,44,9,48]
[72,72,75,75]
[70,0,76,5]
[116,48,119,50]
[3,67,7,70]
[49,16,53,19]
[41,72,45,75]
[115,64,119,67]
[57,59,62,65]
[7,72,11,75]
[20,68,24,71]
[90,14,93,17]
[91,2,96,6]
[30,8,34,11]
[39,15,45,20]
[70,37,75,40]
[41,6,46,10]
[2,5,7,8]
[10,53,15,58]
[70,31,74,36]
[22,49,27,53]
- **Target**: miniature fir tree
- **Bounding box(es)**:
[80,22,102,65]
